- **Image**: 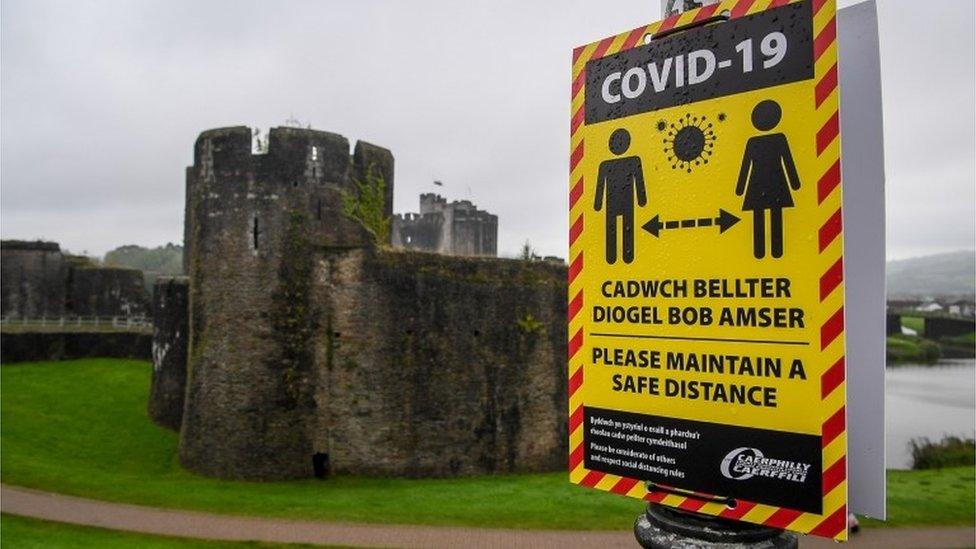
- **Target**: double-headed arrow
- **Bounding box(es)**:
[641,209,741,237]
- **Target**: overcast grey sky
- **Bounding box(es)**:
[1,0,973,259]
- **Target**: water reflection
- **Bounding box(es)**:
[886,359,975,469]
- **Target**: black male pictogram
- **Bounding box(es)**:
[595,128,647,264]
[735,99,801,259]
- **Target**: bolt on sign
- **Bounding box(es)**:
[568,0,848,540]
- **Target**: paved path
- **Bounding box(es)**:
[2,484,973,548]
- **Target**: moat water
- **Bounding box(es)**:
[887,359,975,469]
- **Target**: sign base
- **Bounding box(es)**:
[634,504,798,548]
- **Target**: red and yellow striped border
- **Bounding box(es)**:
[567,0,847,540]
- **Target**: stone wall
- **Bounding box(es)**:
[886,313,901,336]
[67,267,151,318]
[313,249,567,477]
[1,240,151,319]
[0,331,151,363]
[0,240,66,319]
[390,212,442,251]
[178,245,567,480]
[149,276,190,431]
[925,316,976,339]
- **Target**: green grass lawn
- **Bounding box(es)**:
[900,316,925,335]
[864,467,976,527]
[0,514,339,548]
[1,359,973,530]
[0,359,642,530]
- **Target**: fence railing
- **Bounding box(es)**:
[0,316,153,331]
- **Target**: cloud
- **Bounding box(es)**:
[1,0,973,260]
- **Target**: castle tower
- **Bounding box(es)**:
[168,125,566,483]
[179,126,393,479]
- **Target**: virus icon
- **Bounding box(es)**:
[663,113,717,173]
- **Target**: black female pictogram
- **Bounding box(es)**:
[735,100,801,259]
[595,128,646,264]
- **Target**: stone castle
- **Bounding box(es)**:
[151,126,567,480]
[1,240,150,319]
[392,194,498,257]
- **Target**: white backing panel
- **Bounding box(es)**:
[838,0,886,520]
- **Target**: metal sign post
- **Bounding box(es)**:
[662,0,720,18]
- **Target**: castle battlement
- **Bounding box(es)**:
[184,126,395,265]
[419,192,447,203]
[394,212,440,222]
[191,126,391,192]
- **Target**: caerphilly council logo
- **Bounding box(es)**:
[720,447,811,483]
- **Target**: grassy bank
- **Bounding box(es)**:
[886,335,942,363]
[2,359,973,529]
[889,315,975,362]
[900,316,926,334]
[939,332,976,358]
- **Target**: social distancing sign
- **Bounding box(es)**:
[568,0,848,540]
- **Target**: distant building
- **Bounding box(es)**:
[392,193,497,257]
[948,300,975,317]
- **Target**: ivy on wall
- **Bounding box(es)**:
[341,164,390,243]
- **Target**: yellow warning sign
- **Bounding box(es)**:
[568,0,848,540]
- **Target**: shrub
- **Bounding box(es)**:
[918,339,942,362]
[886,335,942,363]
[909,436,976,470]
